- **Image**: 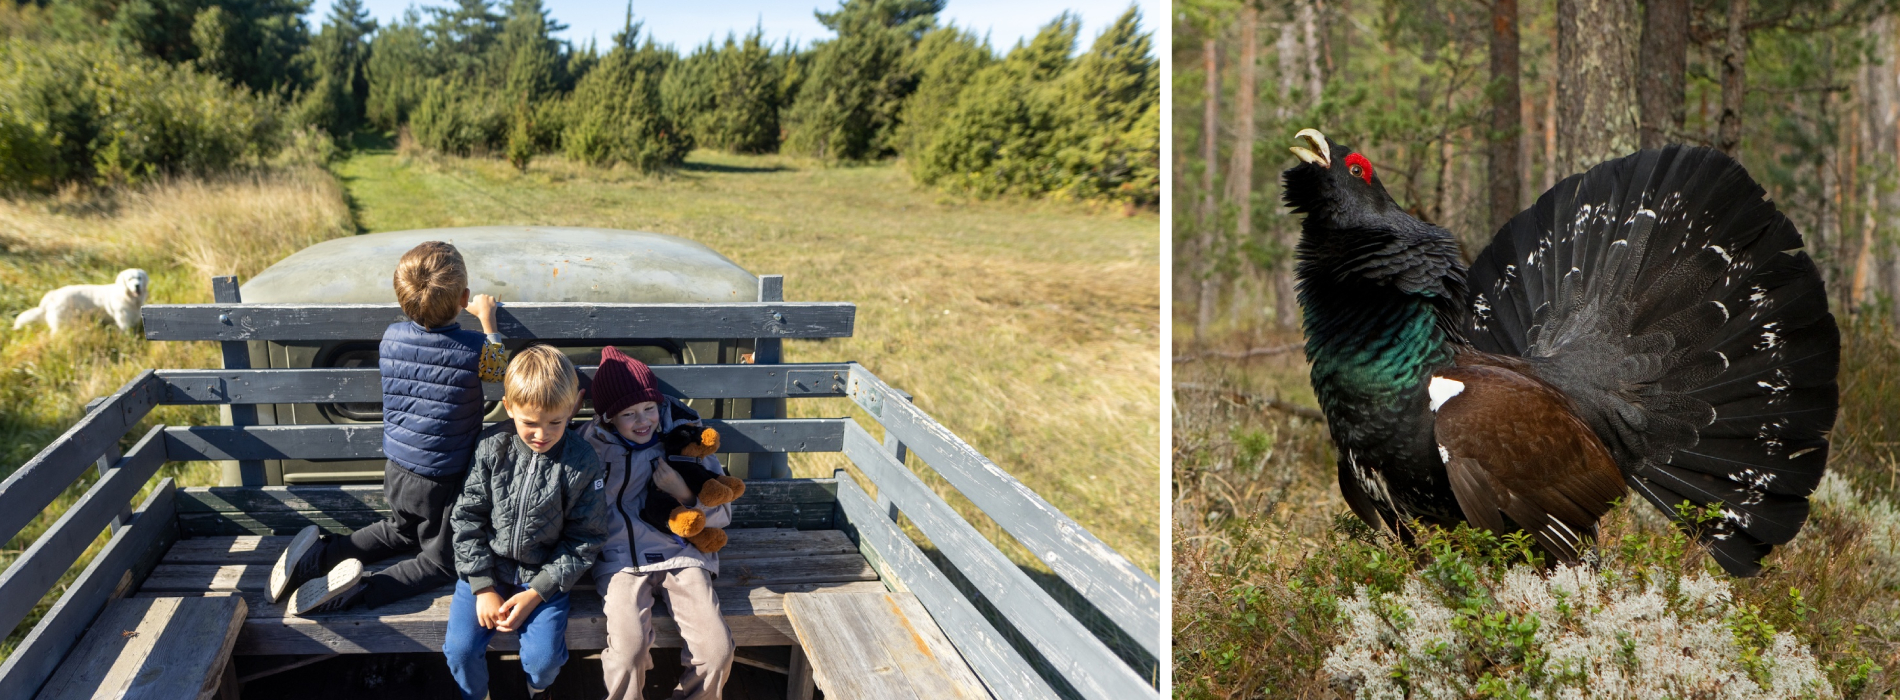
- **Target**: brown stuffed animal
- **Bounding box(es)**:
[639,424,745,553]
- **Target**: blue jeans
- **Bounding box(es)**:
[442,578,571,700]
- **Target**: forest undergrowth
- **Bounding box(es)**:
[1172,322,1900,698]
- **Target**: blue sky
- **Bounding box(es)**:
[304,1,1162,55]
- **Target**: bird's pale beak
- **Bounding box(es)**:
[1290,129,1331,167]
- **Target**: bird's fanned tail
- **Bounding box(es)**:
[1464,146,1840,576]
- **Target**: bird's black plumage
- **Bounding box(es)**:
[1285,134,1840,576]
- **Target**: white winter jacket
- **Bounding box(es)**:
[578,397,732,581]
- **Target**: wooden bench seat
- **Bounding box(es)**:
[783,591,988,700]
[35,596,247,700]
[134,529,884,656]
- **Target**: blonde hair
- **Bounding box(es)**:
[504,345,580,412]
[393,241,468,328]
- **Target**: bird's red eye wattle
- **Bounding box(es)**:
[1344,153,1373,184]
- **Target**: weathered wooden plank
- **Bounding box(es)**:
[833,476,1055,699]
[842,423,1148,699]
[174,503,834,537]
[751,276,789,480]
[0,372,161,545]
[784,591,990,700]
[147,581,888,655]
[160,418,846,461]
[155,363,854,405]
[141,302,857,342]
[212,277,267,487]
[172,480,838,514]
[34,595,246,700]
[0,426,167,644]
[846,366,1159,656]
[141,553,876,594]
[162,529,855,566]
[0,481,177,700]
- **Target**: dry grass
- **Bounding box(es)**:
[0,165,356,656]
[333,142,1162,583]
[1171,321,1900,698]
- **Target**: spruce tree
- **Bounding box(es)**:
[783,0,943,162]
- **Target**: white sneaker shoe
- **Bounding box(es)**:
[269,525,324,602]
[289,558,365,616]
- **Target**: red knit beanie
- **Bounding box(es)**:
[592,345,662,421]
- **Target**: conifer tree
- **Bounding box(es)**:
[783,0,943,162]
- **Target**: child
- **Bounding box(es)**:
[579,346,737,700]
[270,241,509,615]
[444,345,609,699]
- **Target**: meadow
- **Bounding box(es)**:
[1171,319,1900,697]
[0,141,1159,657]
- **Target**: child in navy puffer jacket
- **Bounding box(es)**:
[270,241,510,615]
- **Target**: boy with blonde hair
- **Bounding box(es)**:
[444,345,609,699]
[271,241,508,614]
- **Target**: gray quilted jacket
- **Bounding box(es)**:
[450,423,610,600]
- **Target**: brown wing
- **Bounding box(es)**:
[1431,365,1626,563]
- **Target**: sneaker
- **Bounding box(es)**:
[289,558,365,615]
[269,525,326,603]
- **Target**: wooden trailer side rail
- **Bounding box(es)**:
[0,293,1157,699]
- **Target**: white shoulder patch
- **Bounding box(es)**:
[1438,444,1452,463]
[1428,376,1465,412]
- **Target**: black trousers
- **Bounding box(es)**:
[320,461,465,608]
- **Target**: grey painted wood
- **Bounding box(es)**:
[846,366,1159,657]
[82,398,132,533]
[160,418,848,461]
[34,595,247,700]
[842,423,1150,699]
[212,277,267,486]
[175,502,833,537]
[751,275,789,480]
[162,529,854,566]
[0,480,178,700]
[832,475,1056,699]
[141,302,857,341]
[141,553,876,593]
[0,426,167,642]
[172,480,838,514]
[786,644,815,700]
[783,591,990,700]
[155,363,854,405]
[0,371,160,545]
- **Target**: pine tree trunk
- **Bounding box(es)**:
[1555,0,1640,176]
[1874,15,1900,324]
[1717,0,1748,155]
[1488,0,1522,234]
[1198,38,1221,342]
[1230,2,1258,284]
[1637,0,1689,149]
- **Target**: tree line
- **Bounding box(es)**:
[1177,0,1900,340]
[0,0,1158,208]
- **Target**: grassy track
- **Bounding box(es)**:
[335,140,1164,580]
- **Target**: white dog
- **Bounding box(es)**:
[13,269,151,334]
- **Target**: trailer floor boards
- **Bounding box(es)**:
[136,529,886,656]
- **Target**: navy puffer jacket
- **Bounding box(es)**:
[380,321,505,478]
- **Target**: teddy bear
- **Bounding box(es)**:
[638,423,745,553]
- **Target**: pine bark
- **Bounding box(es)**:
[1717,0,1748,155]
[1198,38,1220,341]
[1637,0,1689,149]
[1555,0,1639,176]
[1488,0,1522,234]
[1229,4,1258,329]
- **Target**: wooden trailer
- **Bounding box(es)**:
[0,276,1158,699]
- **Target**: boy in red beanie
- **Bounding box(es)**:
[578,346,736,700]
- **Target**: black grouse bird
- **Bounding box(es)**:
[1283,128,1840,576]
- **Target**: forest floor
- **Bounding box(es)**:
[1171,319,1900,698]
[0,138,1160,659]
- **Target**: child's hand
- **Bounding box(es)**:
[467,293,499,334]
[475,588,505,629]
[652,463,695,506]
[495,588,543,632]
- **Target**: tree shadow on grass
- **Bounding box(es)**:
[678,160,791,174]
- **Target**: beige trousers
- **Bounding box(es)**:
[599,567,735,700]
